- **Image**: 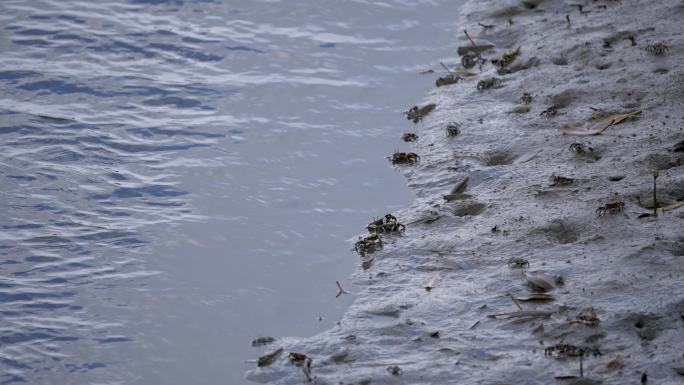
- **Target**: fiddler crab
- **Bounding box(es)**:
[402,132,418,142]
[575,309,600,326]
[477,77,503,91]
[507,257,529,269]
[354,234,382,255]
[544,342,584,357]
[367,214,406,234]
[569,142,594,155]
[445,122,460,137]
[520,92,533,104]
[645,42,669,56]
[550,174,574,186]
[390,152,420,165]
[596,201,624,217]
[540,105,558,117]
[461,52,479,69]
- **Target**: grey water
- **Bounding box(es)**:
[0,0,464,383]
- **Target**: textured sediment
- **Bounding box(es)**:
[247,0,684,384]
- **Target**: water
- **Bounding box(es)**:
[0,0,464,383]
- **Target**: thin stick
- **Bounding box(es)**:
[652,170,659,217]
[336,281,350,298]
[464,30,476,46]
[440,62,455,76]
[478,22,494,29]
[510,294,523,311]
[579,352,584,377]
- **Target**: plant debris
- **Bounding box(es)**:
[335,280,350,298]
[515,293,554,302]
[525,271,561,292]
[436,74,459,87]
[423,273,441,291]
[251,336,276,347]
[561,110,641,136]
[257,348,283,367]
[289,352,312,382]
[487,310,555,320]
[405,103,436,123]
[402,132,418,142]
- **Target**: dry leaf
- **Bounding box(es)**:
[561,110,641,136]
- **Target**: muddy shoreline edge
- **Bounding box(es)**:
[247,0,684,384]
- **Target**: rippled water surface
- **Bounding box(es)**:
[0,0,464,383]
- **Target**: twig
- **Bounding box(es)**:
[652,170,659,217]
[440,62,455,76]
[566,14,571,28]
[510,293,523,311]
[579,352,584,377]
[478,22,494,29]
[464,30,476,46]
[336,280,350,298]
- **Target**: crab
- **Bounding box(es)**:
[461,52,479,69]
[575,309,600,326]
[569,142,593,154]
[545,342,584,357]
[550,174,574,186]
[507,257,529,269]
[492,46,520,69]
[445,122,460,137]
[645,42,669,56]
[540,105,558,117]
[477,77,503,91]
[355,234,383,254]
[367,214,405,234]
[520,92,533,104]
[596,201,624,217]
[402,132,418,142]
[391,152,420,165]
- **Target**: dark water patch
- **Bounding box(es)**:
[0,70,40,80]
[52,33,96,43]
[14,28,59,36]
[226,45,266,54]
[128,126,224,139]
[11,39,51,47]
[148,43,223,62]
[90,40,156,58]
[24,255,60,263]
[18,80,108,97]
[6,175,37,182]
[142,96,204,109]
[76,230,137,241]
[97,336,132,343]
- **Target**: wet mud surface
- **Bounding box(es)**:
[247,0,684,384]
